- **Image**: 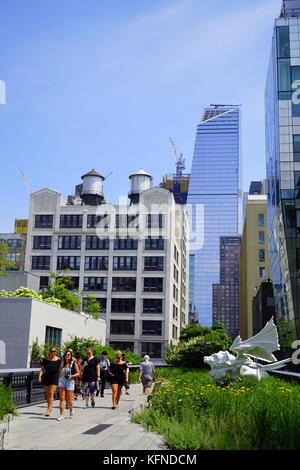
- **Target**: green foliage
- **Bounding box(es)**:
[133,369,300,450]
[179,323,211,342]
[0,286,61,307]
[0,242,17,275]
[41,271,81,311]
[0,383,17,421]
[166,324,232,368]
[62,335,141,364]
[29,341,61,364]
[82,294,101,319]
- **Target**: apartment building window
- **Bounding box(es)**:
[173,305,178,321]
[259,267,266,279]
[173,285,178,302]
[174,246,179,263]
[112,277,136,292]
[147,214,163,228]
[83,277,108,291]
[33,236,52,250]
[45,326,62,348]
[109,341,134,351]
[63,277,79,290]
[172,325,178,340]
[258,214,265,227]
[39,276,49,289]
[7,253,21,263]
[144,237,164,250]
[57,256,80,270]
[7,239,22,248]
[59,215,83,228]
[141,342,161,358]
[258,231,265,245]
[85,256,109,270]
[116,214,139,229]
[143,278,163,292]
[297,248,300,276]
[143,299,163,314]
[259,249,265,263]
[82,297,106,313]
[32,256,50,270]
[58,236,81,250]
[87,214,110,229]
[111,298,136,313]
[142,321,162,336]
[293,135,300,162]
[113,238,138,250]
[173,266,179,283]
[144,257,164,271]
[110,320,135,335]
[86,236,109,250]
[113,256,137,270]
[35,215,53,229]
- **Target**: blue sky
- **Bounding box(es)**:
[0,0,281,232]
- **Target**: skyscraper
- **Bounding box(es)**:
[212,236,241,338]
[187,105,242,326]
[265,0,300,353]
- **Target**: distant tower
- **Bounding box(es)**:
[80,169,105,206]
[128,169,152,204]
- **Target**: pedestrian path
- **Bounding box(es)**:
[5,384,167,450]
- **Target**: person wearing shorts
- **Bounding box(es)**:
[57,350,80,421]
[139,355,155,394]
[81,348,100,408]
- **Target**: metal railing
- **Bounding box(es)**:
[0,369,45,408]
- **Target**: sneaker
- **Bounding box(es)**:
[101,394,104,398]
[69,411,74,419]
[91,399,95,407]
[57,416,64,421]
[83,403,89,409]
[125,391,130,395]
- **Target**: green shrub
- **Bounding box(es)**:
[0,286,61,307]
[165,331,232,368]
[0,384,17,421]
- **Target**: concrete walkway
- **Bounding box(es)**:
[5,384,167,450]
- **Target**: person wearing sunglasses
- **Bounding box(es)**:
[38,346,61,417]
[57,350,80,421]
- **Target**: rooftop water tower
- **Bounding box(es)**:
[80,169,105,206]
[128,169,152,204]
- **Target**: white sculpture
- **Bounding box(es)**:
[204,318,291,382]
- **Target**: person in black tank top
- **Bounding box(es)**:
[108,351,129,409]
[38,346,60,417]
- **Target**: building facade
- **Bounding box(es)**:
[212,236,241,339]
[0,233,27,272]
[239,194,271,339]
[265,0,300,352]
[24,170,189,360]
[187,104,242,326]
[252,281,276,337]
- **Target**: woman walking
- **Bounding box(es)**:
[139,355,155,394]
[81,348,100,408]
[108,351,129,410]
[57,350,80,421]
[38,346,60,417]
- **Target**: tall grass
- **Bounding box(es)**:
[0,383,16,421]
[133,369,300,450]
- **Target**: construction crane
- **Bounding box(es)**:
[169,137,185,177]
[20,170,35,193]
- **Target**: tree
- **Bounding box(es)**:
[41,271,81,311]
[83,295,102,320]
[179,323,211,342]
[0,242,16,275]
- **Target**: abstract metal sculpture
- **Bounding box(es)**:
[204,318,291,382]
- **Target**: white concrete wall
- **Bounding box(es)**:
[0,297,106,368]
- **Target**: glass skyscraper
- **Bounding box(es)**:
[265,0,300,354]
[187,105,242,326]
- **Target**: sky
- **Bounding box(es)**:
[0,0,281,232]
